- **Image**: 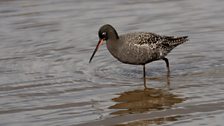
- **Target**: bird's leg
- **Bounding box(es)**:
[163,57,170,73]
[143,65,147,88]
[163,57,170,87]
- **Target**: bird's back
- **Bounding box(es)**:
[120,32,188,49]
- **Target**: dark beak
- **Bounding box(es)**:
[89,39,104,63]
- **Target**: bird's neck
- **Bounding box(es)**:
[106,37,121,61]
[108,27,119,40]
[106,27,121,59]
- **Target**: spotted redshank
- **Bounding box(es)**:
[89,24,188,88]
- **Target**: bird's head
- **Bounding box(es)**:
[89,24,119,63]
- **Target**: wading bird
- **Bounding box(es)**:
[89,24,188,88]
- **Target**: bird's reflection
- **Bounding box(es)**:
[109,87,184,115]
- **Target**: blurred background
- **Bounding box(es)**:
[0,0,224,126]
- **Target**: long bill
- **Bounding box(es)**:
[89,39,104,63]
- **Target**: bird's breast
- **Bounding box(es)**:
[106,40,161,65]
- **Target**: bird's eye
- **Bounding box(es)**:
[102,32,106,36]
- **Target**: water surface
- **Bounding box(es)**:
[0,0,224,126]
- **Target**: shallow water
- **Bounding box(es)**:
[0,0,224,126]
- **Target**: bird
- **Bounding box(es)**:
[89,24,188,88]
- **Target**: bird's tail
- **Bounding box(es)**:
[165,36,188,46]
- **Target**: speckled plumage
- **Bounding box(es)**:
[89,24,188,88]
[106,30,188,65]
